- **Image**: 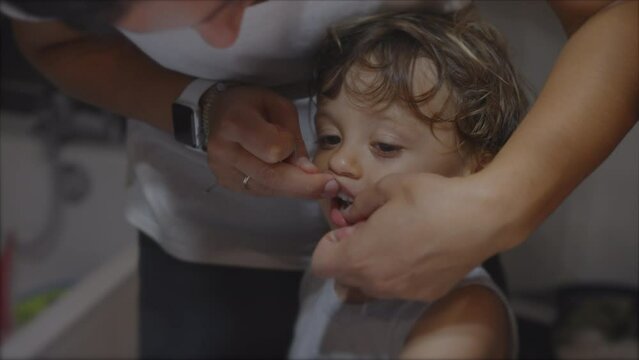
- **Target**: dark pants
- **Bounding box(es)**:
[138,233,303,359]
[138,232,507,359]
[484,255,509,296]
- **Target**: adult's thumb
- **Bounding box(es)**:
[311,226,355,278]
[261,92,308,157]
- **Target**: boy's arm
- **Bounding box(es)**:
[400,285,510,359]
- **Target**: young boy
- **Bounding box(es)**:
[290,9,529,359]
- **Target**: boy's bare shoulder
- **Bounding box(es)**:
[400,285,510,359]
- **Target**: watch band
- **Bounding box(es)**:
[176,79,216,109]
[172,79,217,150]
[200,82,231,144]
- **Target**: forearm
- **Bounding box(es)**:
[12,20,192,133]
[480,0,638,248]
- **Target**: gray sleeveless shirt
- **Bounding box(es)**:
[289,267,518,359]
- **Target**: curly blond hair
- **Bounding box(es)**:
[314,8,530,158]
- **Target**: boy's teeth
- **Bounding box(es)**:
[334,191,354,210]
[337,192,353,202]
[337,197,352,209]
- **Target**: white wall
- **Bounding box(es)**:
[476,1,638,292]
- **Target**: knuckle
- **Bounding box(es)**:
[207,141,224,159]
[209,143,242,168]
[266,141,292,163]
[226,149,243,166]
[266,144,285,163]
[217,115,242,138]
[256,165,279,184]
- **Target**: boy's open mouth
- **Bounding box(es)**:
[334,192,353,210]
[329,191,353,227]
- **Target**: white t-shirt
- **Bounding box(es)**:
[2,0,469,269]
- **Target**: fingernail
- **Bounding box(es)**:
[322,179,339,198]
[334,226,355,241]
[326,231,339,243]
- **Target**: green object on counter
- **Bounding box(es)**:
[14,289,67,326]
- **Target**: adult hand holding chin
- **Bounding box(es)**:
[311,172,529,302]
[206,85,338,198]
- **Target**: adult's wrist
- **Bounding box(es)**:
[199,81,242,144]
[468,167,536,253]
[172,78,223,150]
[199,82,226,144]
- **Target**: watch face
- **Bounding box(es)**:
[173,103,196,147]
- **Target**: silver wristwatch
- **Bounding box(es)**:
[172,78,223,151]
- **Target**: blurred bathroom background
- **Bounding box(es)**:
[0,5,137,358]
[0,1,637,359]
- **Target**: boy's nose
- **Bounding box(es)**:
[328,147,362,179]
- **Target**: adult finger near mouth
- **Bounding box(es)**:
[341,186,388,224]
[311,224,358,279]
[225,148,334,198]
[207,162,270,195]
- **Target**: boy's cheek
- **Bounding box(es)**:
[312,152,330,171]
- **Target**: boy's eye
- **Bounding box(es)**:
[372,142,402,156]
[317,135,341,149]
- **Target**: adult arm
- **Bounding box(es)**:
[311,0,638,300]
[11,19,335,198]
[11,20,190,132]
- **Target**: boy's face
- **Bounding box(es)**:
[314,66,470,228]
